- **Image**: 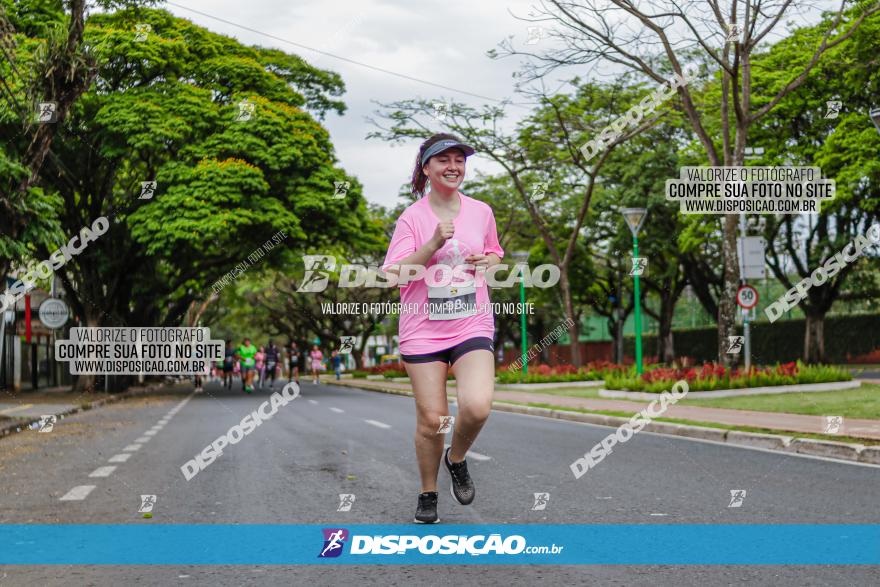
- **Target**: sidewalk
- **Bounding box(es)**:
[329,378,880,441]
[0,382,176,438]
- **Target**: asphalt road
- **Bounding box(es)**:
[1,378,878,585]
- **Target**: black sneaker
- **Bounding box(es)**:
[414,491,439,524]
[444,447,475,505]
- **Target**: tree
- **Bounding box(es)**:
[748,12,880,362]
[1,6,380,389]
[495,0,880,366]
[368,80,662,366]
[0,0,94,281]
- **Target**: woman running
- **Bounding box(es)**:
[382,134,503,524]
[237,338,258,393]
[309,344,324,385]
[222,340,235,390]
[254,345,266,390]
[265,340,280,389]
[288,340,301,385]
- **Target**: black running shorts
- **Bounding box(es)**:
[401,337,494,365]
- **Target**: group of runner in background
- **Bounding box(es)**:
[212,339,345,393]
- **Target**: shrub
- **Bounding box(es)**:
[496,361,628,384]
[604,361,851,392]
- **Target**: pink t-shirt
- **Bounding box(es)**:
[382,192,504,355]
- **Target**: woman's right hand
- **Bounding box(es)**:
[430,221,455,250]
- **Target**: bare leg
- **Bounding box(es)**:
[448,350,494,462]
[405,360,450,493]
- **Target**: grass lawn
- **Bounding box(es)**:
[520,383,880,420]
[510,401,880,446]
[676,382,880,420]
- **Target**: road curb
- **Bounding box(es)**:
[0,383,170,440]
[787,438,865,461]
[858,446,880,465]
[726,430,793,450]
[337,379,876,465]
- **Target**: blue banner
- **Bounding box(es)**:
[1,524,878,565]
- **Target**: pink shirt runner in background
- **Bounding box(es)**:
[382,192,505,355]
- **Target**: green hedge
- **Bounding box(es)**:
[623,313,880,364]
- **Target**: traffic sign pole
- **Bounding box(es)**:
[739,215,750,371]
[736,283,759,371]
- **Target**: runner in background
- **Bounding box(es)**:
[222,340,235,390]
[237,338,258,393]
[254,345,266,391]
[265,340,280,389]
[309,344,324,385]
[288,340,301,385]
[331,349,342,380]
[382,134,503,524]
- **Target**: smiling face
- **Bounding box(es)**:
[423,148,466,190]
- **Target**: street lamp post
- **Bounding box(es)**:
[511,251,530,375]
[621,208,648,375]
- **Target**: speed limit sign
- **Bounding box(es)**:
[736,284,759,310]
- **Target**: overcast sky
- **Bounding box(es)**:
[162,1,836,211]
[164,0,543,210]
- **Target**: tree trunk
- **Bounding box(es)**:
[657,296,675,364]
[558,271,580,367]
[612,309,624,364]
[803,312,826,364]
[73,308,100,393]
[718,215,740,367]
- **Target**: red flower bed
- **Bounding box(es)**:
[502,361,627,376]
[640,361,799,383]
[365,363,405,374]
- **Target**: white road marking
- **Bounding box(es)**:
[144,430,157,436]
[308,399,318,405]
[123,444,141,452]
[60,485,96,501]
[443,444,491,461]
[365,419,391,429]
[649,513,668,517]
[329,407,344,413]
[135,436,151,443]
[89,466,117,478]
[108,453,132,463]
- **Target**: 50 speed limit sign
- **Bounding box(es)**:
[736,285,759,310]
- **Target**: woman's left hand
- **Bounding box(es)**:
[466,253,502,270]
[465,254,492,269]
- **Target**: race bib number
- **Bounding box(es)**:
[427,284,477,321]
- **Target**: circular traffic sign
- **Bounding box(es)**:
[736,285,759,310]
[38,298,69,329]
